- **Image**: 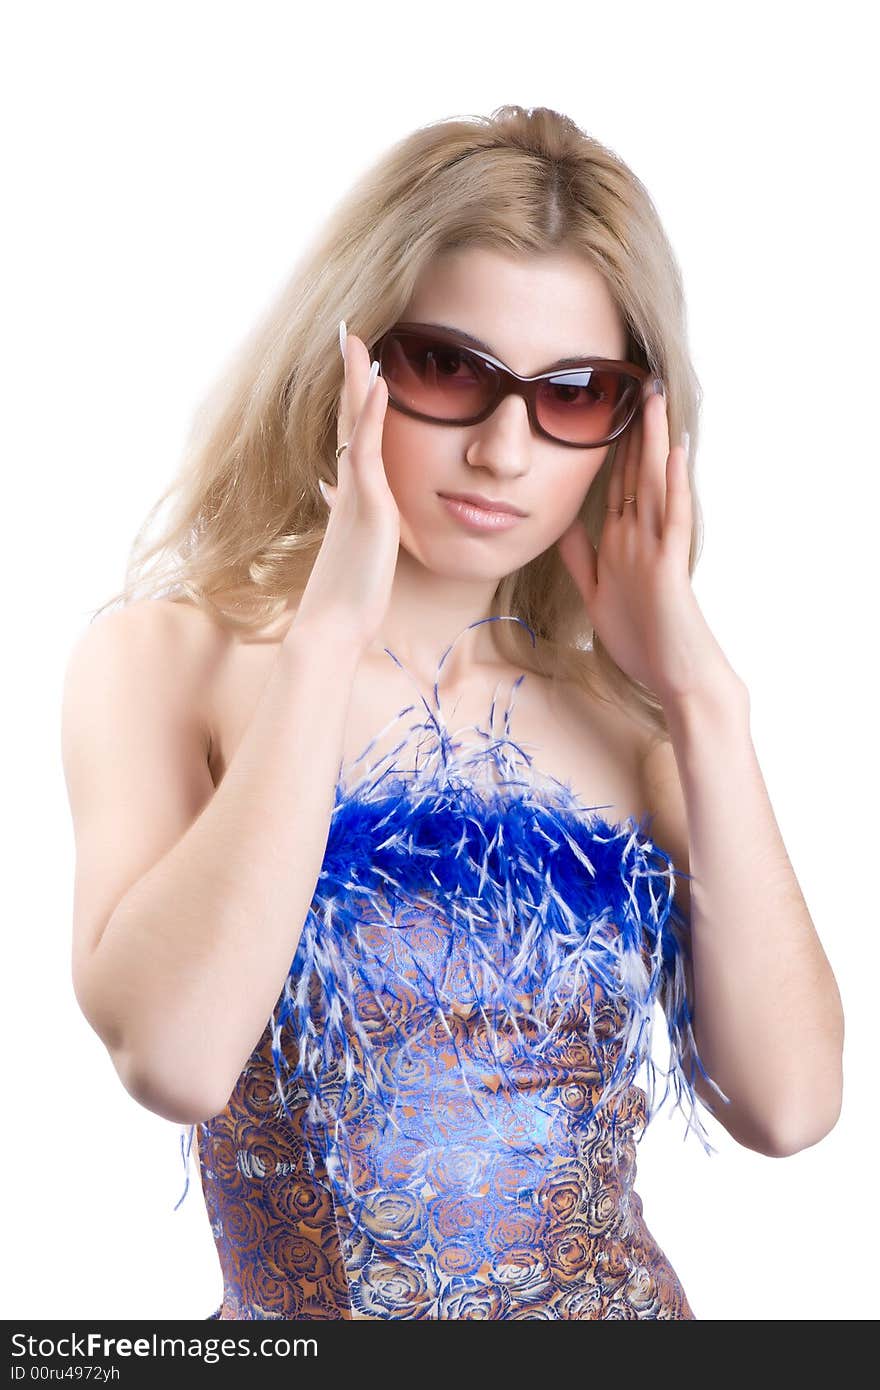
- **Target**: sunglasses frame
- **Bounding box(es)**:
[368,321,652,449]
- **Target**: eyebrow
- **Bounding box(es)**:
[424,322,612,372]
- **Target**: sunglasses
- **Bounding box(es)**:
[368,321,650,449]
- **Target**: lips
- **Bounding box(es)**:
[438,492,526,517]
[439,495,524,533]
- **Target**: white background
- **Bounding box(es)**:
[4,0,878,1322]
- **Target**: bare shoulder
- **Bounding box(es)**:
[93,595,229,663]
[78,597,231,746]
[151,597,236,737]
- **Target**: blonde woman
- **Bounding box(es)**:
[61,105,844,1320]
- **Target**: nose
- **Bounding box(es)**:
[464,392,532,473]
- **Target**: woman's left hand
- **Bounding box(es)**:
[555,384,744,708]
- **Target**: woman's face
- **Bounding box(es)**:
[378,246,630,582]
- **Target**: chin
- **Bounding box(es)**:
[397,528,516,579]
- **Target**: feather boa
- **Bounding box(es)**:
[174,616,728,1222]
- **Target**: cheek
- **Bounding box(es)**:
[380,415,447,502]
[539,456,608,530]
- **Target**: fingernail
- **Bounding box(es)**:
[681,429,690,459]
[338,319,347,360]
[367,359,380,389]
[318,478,331,504]
[652,376,664,396]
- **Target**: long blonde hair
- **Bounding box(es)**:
[93,104,703,740]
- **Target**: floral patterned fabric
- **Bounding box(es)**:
[176,618,722,1319]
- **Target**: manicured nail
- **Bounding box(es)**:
[367,359,380,389]
[318,478,331,504]
[652,376,664,396]
[681,429,690,459]
[339,319,347,360]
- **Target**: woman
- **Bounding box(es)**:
[62,104,844,1320]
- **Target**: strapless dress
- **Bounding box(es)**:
[174,616,726,1318]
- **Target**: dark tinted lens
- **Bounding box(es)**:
[379,331,638,445]
[379,332,495,420]
[536,367,638,445]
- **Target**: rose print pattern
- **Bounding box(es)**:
[181,620,722,1319]
[196,944,695,1318]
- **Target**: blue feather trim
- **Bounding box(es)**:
[175,615,729,1227]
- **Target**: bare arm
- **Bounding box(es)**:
[640,679,844,1156]
[63,603,361,1124]
[65,327,394,1126]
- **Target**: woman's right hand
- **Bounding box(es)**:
[287,323,400,653]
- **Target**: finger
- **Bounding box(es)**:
[621,411,641,520]
[348,364,388,493]
[337,331,375,458]
[608,409,640,520]
[623,383,657,526]
[336,333,376,497]
[605,423,630,517]
[637,388,671,541]
[663,442,693,550]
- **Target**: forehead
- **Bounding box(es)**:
[402,246,628,374]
